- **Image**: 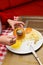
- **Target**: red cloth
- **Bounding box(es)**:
[9,0,32,7]
[0,0,43,24]
[0,0,32,10]
[0,12,14,24]
[0,0,9,10]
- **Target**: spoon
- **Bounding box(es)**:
[29,40,43,65]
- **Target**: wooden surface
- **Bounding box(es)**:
[2,46,43,65]
[2,17,43,65]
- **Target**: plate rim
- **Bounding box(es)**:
[6,28,43,54]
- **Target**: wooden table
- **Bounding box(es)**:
[2,17,43,65]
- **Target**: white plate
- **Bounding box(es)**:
[6,28,43,54]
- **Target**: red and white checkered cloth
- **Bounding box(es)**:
[0,29,12,65]
[0,16,18,65]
